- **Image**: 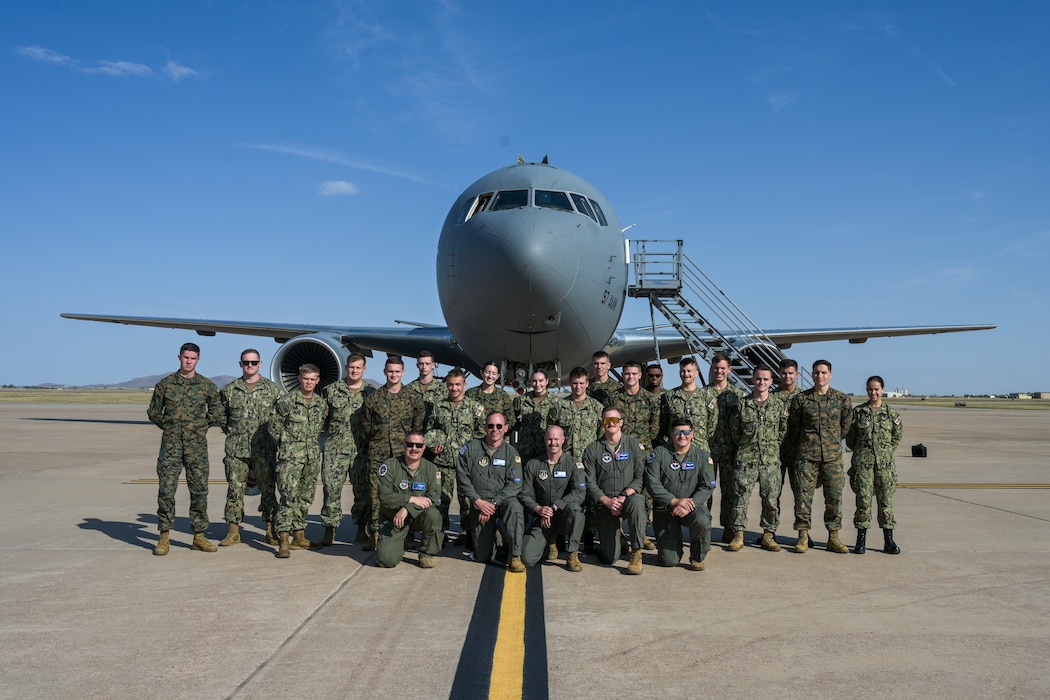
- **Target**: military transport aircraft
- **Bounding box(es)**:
[63,159,994,391]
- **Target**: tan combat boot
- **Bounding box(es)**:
[566,552,582,572]
[507,555,526,573]
[626,549,644,575]
[547,541,559,561]
[219,523,241,546]
[154,531,170,556]
[721,529,735,545]
[276,532,291,558]
[687,557,705,571]
[265,522,278,546]
[827,529,849,553]
[321,526,335,547]
[192,533,217,552]
[419,554,436,569]
[642,536,656,551]
[728,530,744,552]
[290,530,321,550]
[794,530,809,553]
[760,530,781,552]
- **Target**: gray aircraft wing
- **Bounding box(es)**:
[60,313,471,368]
[606,323,996,365]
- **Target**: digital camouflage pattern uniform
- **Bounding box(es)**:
[220,377,282,526]
[148,372,223,534]
[729,395,788,533]
[587,377,621,406]
[464,385,516,432]
[604,387,660,448]
[512,392,563,464]
[405,377,446,426]
[557,395,604,460]
[660,387,716,451]
[321,380,375,529]
[360,387,426,533]
[644,444,716,566]
[707,384,747,532]
[375,454,443,568]
[845,402,902,529]
[519,452,587,566]
[270,390,328,534]
[582,434,648,564]
[774,387,803,499]
[424,395,485,530]
[456,439,524,563]
[787,387,853,532]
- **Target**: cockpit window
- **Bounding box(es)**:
[490,189,529,211]
[455,192,494,224]
[535,190,573,212]
[588,198,608,226]
[570,193,596,222]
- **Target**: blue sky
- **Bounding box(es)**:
[2,1,1047,395]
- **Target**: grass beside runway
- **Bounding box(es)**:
[0,388,153,403]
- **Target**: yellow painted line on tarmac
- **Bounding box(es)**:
[489,571,527,700]
[898,483,1050,489]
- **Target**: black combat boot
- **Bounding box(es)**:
[853,528,867,554]
[883,529,901,554]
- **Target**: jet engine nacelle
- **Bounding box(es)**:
[729,340,786,380]
[270,333,348,392]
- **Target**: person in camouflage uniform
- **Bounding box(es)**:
[512,369,562,464]
[660,357,716,451]
[645,363,665,399]
[375,431,443,569]
[405,350,445,426]
[218,348,282,547]
[587,350,621,405]
[424,368,485,535]
[271,364,328,558]
[519,425,587,571]
[464,361,516,433]
[705,354,747,543]
[775,358,803,502]
[557,366,604,460]
[456,411,525,573]
[644,416,716,570]
[786,359,853,554]
[727,365,788,552]
[845,375,903,555]
[320,353,375,547]
[148,343,224,556]
[360,356,426,551]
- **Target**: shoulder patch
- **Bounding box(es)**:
[398,479,409,490]
[377,463,388,477]
[576,461,585,470]
[514,456,521,464]
[646,452,655,464]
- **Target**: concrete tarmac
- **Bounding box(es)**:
[1,403,1048,699]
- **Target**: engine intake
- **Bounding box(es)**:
[270,333,349,392]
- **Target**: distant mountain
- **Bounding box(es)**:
[35,374,379,390]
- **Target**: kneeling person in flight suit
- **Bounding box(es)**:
[376,431,443,568]
[519,425,587,572]
[645,417,716,570]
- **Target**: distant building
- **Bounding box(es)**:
[1009,393,1032,400]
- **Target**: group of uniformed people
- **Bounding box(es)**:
[148,344,903,569]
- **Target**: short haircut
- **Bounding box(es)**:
[347,352,367,366]
[485,411,507,425]
[680,356,698,369]
[711,353,731,367]
[405,429,425,441]
[544,424,565,438]
[646,364,662,374]
[866,375,885,388]
[622,361,643,372]
[670,416,693,430]
[778,358,798,371]
[180,342,201,355]
[752,364,774,378]
[602,405,623,419]
[592,350,610,361]
[240,348,260,361]
[812,359,832,372]
[299,364,321,376]
[446,368,466,381]
[385,355,404,369]
[417,350,434,361]
[568,366,589,381]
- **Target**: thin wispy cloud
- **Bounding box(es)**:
[243,142,427,184]
[1001,230,1050,257]
[319,180,359,196]
[768,92,798,112]
[911,47,957,86]
[16,44,196,81]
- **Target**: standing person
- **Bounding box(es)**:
[705,354,747,543]
[519,425,586,572]
[582,406,648,574]
[775,358,803,503]
[465,361,515,432]
[375,431,443,569]
[846,376,903,555]
[456,412,526,573]
[424,368,485,538]
[219,348,282,547]
[512,369,562,465]
[786,360,853,554]
[320,353,375,546]
[587,351,621,405]
[558,366,604,460]
[660,357,716,451]
[272,364,328,558]
[148,343,223,555]
[405,350,445,425]
[360,356,426,551]
[644,417,716,570]
[728,365,788,552]
[644,364,665,399]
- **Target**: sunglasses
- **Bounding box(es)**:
[603,417,622,426]
[647,374,662,378]
[240,360,260,366]
[486,423,505,429]
[404,441,425,449]
[672,428,692,436]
